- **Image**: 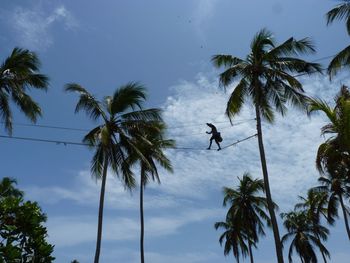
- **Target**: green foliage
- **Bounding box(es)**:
[326,1,350,77]
[215,173,272,262]
[0,48,49,135]
[212,28,322,123]
[281,211,330,263]
[0,177,54,263]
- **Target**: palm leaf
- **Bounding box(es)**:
[328,45,350,78]
[65,83,105,121]
[109,82,146,114]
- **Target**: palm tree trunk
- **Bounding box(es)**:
[140,167,145,263]
[338,194,350,240]
[248,241,254,263]
[255,105,284,263]
[94,160,108,263]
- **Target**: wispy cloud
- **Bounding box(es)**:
[47,208,220,247]
[192,0,220,40]
[28,73,346,211]
[5,4,77,50]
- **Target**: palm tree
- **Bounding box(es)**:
[65,82,162,263]
[212,28,322,263]
[308,85,350,240]
[220,173,272,263]
[127,122,174,263]
[0,48,49,134]
[281,211,330,263]
[308,85,350,154]
[295,190,331,262]
[315,174,350,240]
[326,0,350,78]
[214,217,249,263]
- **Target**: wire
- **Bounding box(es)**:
[172,133,257,151]
[0,122,89,132]
[1,118,255,133]
[311,54,335,63]
[0,133,257,151]
[221,133,257,150]
[168,118,255,129]
[0,135,88,146]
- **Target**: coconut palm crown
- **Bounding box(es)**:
[281,210,330,263]
[0,48,49,134]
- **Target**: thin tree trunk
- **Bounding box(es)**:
[339,194,350,240]
[140,168,145,263]
[94,160,108,263]
[248,241,254,263]
[255,105,284,263]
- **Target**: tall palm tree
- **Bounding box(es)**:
[0,48,49,134]
[214,216,249,263]
[65,82,162,263]
[221,173,272,263]
[326,0,350,78]
[212,28,322,263]
[308,85,350,240]
[127,122,174,263]
[281,211,330,263]
[295,190,331,262]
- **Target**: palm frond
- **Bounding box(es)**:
[326,1,350,35]
[65,83,105,121]
[109,82,146,114]
[121,108,163,123]
[212,55,244,68]
[11,91,42,123]
[328,44,350,78]
[0,91,12,134]
[225,78,248,122]
[250,28,275,57]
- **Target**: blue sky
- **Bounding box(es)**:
[1,0,350,262]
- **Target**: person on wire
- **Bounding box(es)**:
[206,123,222,151]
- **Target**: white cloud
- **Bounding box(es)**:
[6,4,77,50]
[28,73,348,211]
[47,208,220,247]
[192,0,220,40]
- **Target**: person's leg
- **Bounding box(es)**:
[215,139,221,151]
[207,137,213,149]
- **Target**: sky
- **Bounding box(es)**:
[1,0,350,262]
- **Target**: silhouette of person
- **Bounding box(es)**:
[206,123,222,151]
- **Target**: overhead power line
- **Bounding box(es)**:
[0,135,88,146]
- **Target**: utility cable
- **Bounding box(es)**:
[0,135,88,146]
